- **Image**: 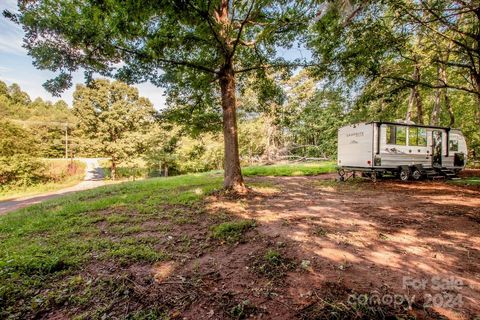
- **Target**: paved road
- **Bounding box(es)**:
[0,158,106,215]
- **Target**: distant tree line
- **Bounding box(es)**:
[1,76,346,184]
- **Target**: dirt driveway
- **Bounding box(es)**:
[183,175,480,319]
[0,158,105,215]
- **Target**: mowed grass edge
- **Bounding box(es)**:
[242,161,336,176]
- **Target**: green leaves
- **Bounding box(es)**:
[9,0,317,116]
[72,79,155,169]
[42,73,72,97]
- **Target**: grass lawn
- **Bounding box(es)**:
[0,160,86,201]
[242,161,336,176]
[0,173,226,319]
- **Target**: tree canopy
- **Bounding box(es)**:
[6,0,320,190]
[72,79,155,179]
[307,0,480,155]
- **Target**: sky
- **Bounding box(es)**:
[0,0,167,109]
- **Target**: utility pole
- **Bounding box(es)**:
[65,124,68,159]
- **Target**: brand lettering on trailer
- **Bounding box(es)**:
[347,132,364,137]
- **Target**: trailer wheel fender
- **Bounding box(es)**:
[398,166,410,181]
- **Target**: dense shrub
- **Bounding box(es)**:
[0,155,46,187]
[0,121,47,187]
[0,121,39,157]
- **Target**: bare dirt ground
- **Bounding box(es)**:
[172,175,480,319]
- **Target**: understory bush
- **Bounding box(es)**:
[0,155,46,187]
[0,158,85,191]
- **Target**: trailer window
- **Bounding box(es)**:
[386,125,395,144]
[386,125,407,145]
[396,126,407,145]
[408,127,427,146]
[449,139,459,151]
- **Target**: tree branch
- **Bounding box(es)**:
[401,6,478,56]
[185,0,229,56]
[113,45,218,74]
[383,75,479,95]
[235,61,316,74]
[230,0,255,58]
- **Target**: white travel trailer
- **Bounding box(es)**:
[337,121,468,181]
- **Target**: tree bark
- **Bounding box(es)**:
[444,93,454,127]
[265,114,278,162]
[431,65,441,126]
[475,74,480,126]
[111,159,117,181]
[439,63,454,126]
[406,62,423,124]
[219,65,245,191]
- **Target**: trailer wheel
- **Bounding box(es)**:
[411,168,422,180]
[399,168,410,181]
[370,171,378,183]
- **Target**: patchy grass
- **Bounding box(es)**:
[298,295,418,320]
[0,159,86,201]
[242,161,336,177]
[230,299,257,319]
[0,172,223,319]
[313,226,328,237]
[251,249,295,280]
[448,176,480,186]
[211,219,256,242]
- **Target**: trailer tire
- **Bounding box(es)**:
[399,168,410,181]
[370,171,378,183]
[411,168,422,180]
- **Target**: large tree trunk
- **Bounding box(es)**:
[475,74,480,126]
[111,159,117,181]
[219,65,245,191]
[439,64,454,126]
[431,65,442,126]
[431,89,441,126]
[444,90,454,127]
[214,0,246,191]
[265,114,278,162]
[406,62,423,124]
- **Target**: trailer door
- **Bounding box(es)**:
[432,130,442,167]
